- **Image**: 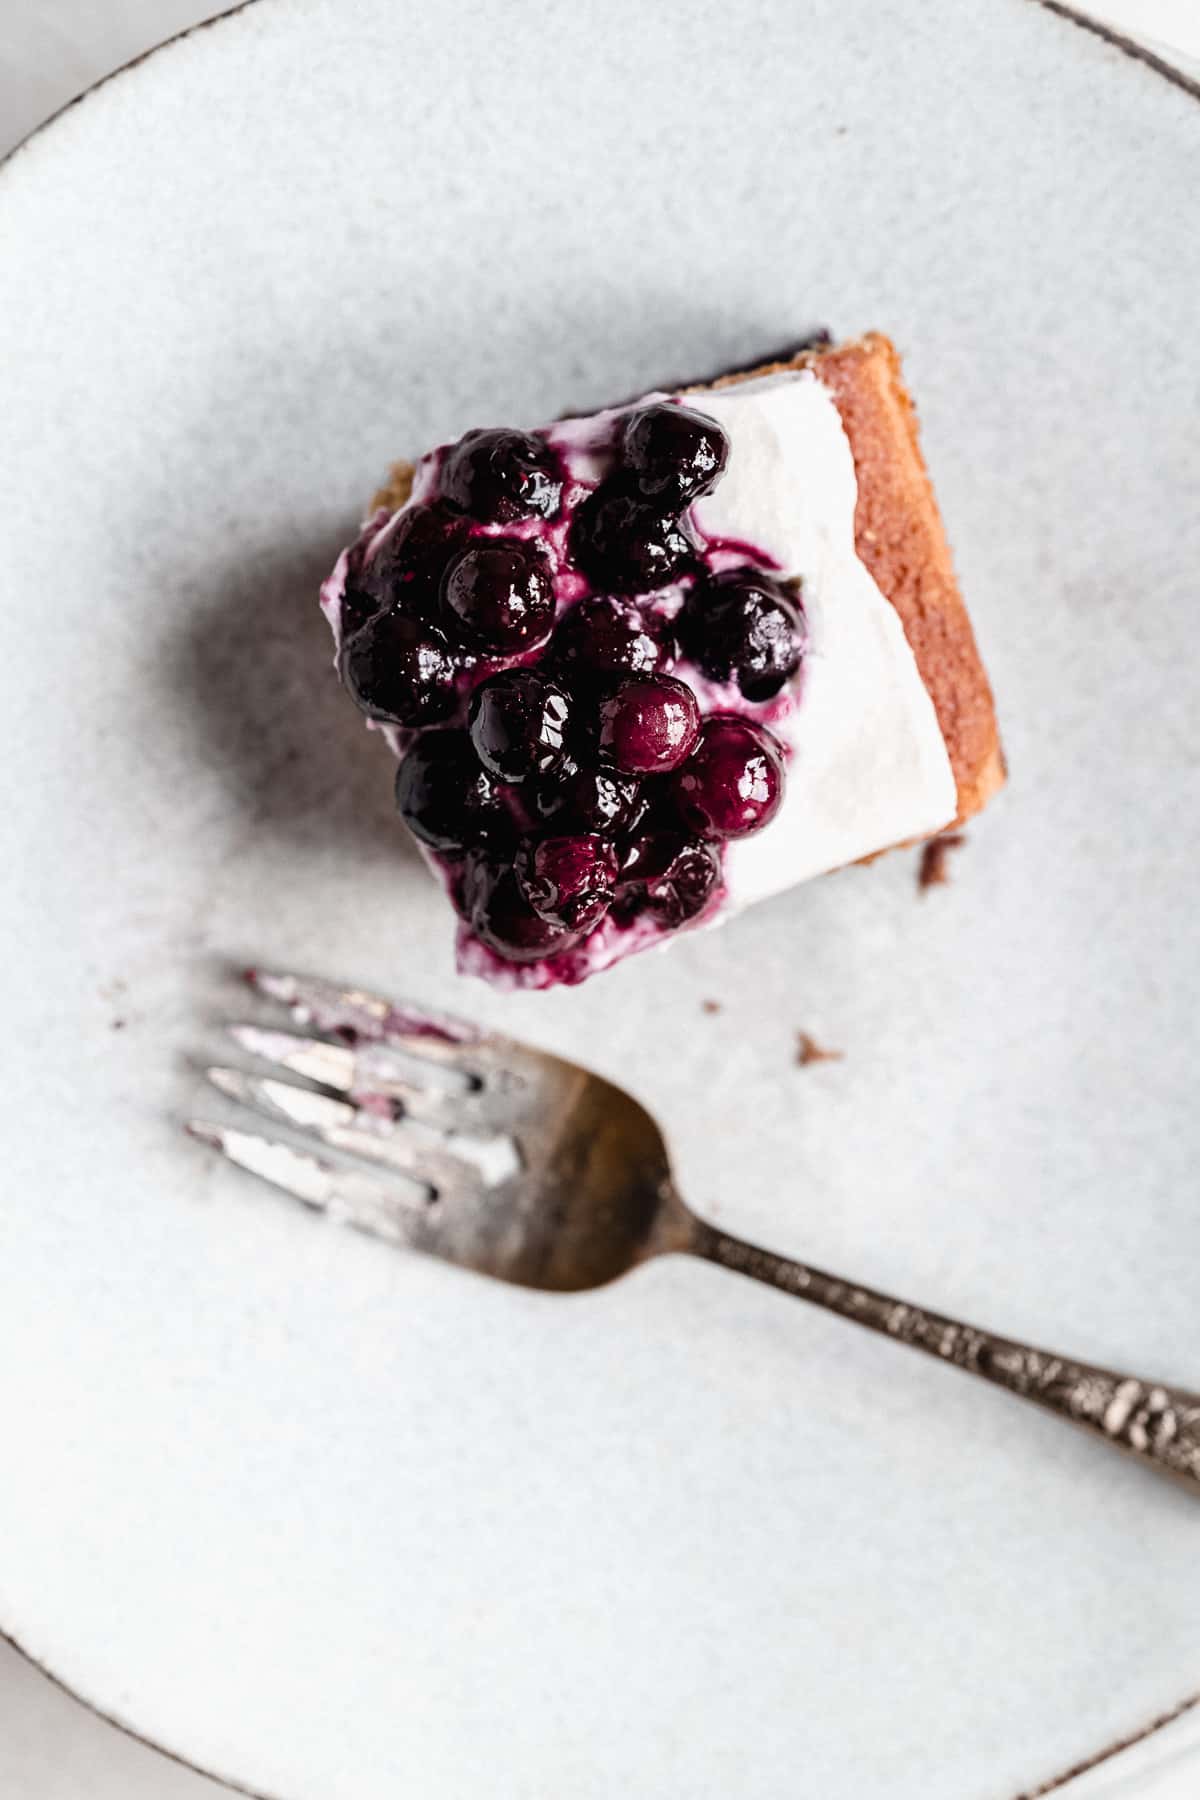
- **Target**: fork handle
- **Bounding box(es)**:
[690,1221,1200,1491]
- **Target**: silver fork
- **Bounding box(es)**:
[190,968,1200,1494]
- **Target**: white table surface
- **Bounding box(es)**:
[1,4,1197,1796]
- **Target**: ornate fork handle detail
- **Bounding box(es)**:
[692,1224,1200,1489]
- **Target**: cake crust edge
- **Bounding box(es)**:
[371,462,416,515]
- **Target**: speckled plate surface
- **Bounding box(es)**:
[1,3,1198,1797]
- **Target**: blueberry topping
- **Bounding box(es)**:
[570,480,696,595]
[440,428,564,525]
[394,730,511,852]
[622,402,729,506]
[515,833,618,932]
[460,854,581,964]
[672,716,786,839]
[534,759,643,835]
[341,610,458,727]
[468,669,572,783]
[335,382,810,971]
[684,568,805,701]
[598,673,701,775]
[442,538,556,654]
[551,593,672,679]
[340,584,378,639]
[616,830,722,928]
[364,502,470,620]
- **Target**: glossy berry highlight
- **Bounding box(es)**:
[622,402,729,506]
[515,833,618,932]
[598,674,701,774]
[441,428,563,524]
[341,610,457,727]
[570,481,695,595]
[468,670,571,782]
[442,538,555,654]
[672,716,786,839]
[685,567,804,701]
[394,730,510,853]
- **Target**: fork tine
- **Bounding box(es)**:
[227,1024,482,1128]
[205,1067,490,1195]
[186,1120,423,1246]
[228,1025,356,1092]
[245,968,485,1067]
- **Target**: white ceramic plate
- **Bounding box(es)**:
[1,3,1198,1796]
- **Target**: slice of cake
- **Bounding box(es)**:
[320,333,1004,987]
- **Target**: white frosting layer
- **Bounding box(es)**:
[686,372,957,907]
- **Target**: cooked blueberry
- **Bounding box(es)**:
[683,568,805,701]
[570,480,696,595]
[441,428,564,524]
[515,833,618,932]
[551,593,672,679]
[460,854,581,964]
[672,716,786,839]
[598,674,701,774]
[616,830,722,928]
[442,539,555,654]
[394,730,510,852]
[534,759,643,835]
[341,610,457,726]
[364,502,469,619]
[340,583,378,639]
[622,402,729,506]
[467,670,571,783]
[529,752,580,816]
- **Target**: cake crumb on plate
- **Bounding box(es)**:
[918,833,966,892]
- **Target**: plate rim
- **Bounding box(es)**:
[1,3,1197,1796]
